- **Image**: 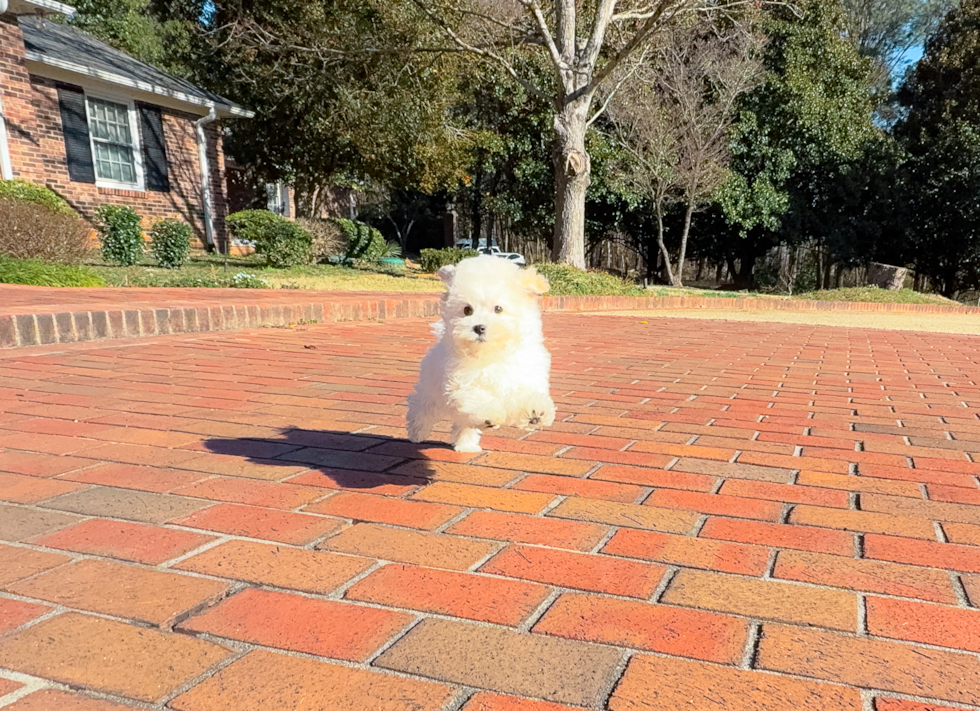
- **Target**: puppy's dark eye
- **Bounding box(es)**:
[463,306,473,316]
[494,305,503,314]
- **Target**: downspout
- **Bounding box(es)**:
[0,0,13,180]
[194,105,217,250]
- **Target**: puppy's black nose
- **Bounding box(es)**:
[473,325,486,336]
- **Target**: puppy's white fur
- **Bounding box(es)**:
[407,255,556,452]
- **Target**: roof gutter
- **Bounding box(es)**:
[195,106,218,250]
[0,0,76,16]
[23,51,254,118]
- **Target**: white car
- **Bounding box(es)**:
[457,241,526,266]
[479,245,526,266]
[456,240,526,266]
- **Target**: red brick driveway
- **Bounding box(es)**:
[0,314,979,710]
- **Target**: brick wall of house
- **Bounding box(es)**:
[0,17,43,180]
[1,15,232,251]
[29,76,228,251]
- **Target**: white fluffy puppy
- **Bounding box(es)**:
[407,254,556,452]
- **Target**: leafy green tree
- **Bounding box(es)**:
[894,0,980,295]
[180,0,468,217]
[713,0,878,288]
[66,0,191,76]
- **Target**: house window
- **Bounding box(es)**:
[86,96,142,188]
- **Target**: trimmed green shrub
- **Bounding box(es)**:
[225,210,281,245]
[259,220,311,267]
[533,263,644,296]
[0,254,105,287]
[419,247,479,273]
[149,219,192,269]
[96,204,144,266]
[227,210,312,268]
[0,179,74,215]
[334,218,386,262]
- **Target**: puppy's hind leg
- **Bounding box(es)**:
[406,391,437,444]
[451,423,483,453]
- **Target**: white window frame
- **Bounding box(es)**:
[83,91,145,191]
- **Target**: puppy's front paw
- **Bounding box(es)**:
[469,401,507,431]
[520,393,556,430]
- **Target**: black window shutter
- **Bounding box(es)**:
[56,83,95,184]
[136,102,170,192]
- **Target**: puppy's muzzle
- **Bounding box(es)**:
[472,325,486,341]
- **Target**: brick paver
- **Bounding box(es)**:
[2,313,980,709]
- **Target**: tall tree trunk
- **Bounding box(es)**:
[552,98,590,268]
[294,176,314,218]
[471,167,483,250]
[654,202,675,285]
[674,200,696,287]
[725,252,738,286]
[731,240,757,290]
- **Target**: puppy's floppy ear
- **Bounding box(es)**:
[437,264,456,286]
[520,266,550,295]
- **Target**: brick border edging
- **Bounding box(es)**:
[541,294,980,315]
[0,296,443,349]
[3,292,979,349]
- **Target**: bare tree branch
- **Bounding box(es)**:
[583,0,618,75]
[587,0,688,96]
[553,0,578,64]
[514,0,567,81]
[587,46,648,126]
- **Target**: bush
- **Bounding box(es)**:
[296,218,343,264]
[149,219,192,269]
[0,179,74,215]
[0,198,90,264]
[96,205,144,266]
[260,220,311,268]
[227,210,312,268]
[533,263,644,296]
[0,254,105,287]
[224,210,280,245]
[419,247,479,273]
[334,218,386,262]
[377,241,403,259]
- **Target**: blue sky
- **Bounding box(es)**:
[892,44,925,87]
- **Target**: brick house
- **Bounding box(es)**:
[0,0,252,251]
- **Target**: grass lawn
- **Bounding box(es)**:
[793,286,959,305]
[0,254,106,287]
[648,286,775,299]
[0,251,971,307]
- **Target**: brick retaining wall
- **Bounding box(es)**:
[3,285,980,349]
